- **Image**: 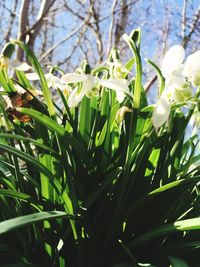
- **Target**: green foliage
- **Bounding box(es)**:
[0,30,199,267]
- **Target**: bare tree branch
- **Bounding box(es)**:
[4,0,18,43]
[107,0,118,56]
[27,0,56,50]
[181,0,187,39]
[39,14,91,62]
[89,0,104,63]
[114,0,129,45]
[17,0,30,61]
[182,6,200,48]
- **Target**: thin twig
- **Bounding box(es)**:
[39,15,91,62]
[107,0,118,56]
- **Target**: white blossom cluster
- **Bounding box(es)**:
[1,43,200,131]
[152,45,200,129]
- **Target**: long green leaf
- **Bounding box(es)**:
[0,264,39,267]
[0,189,41,211]
[147,59,165,95]
[0,133,57,155]
[17,108,65,136]
[0,141,74,214]
[18,107,92,168]
[129,217,200,248]
[123,33,142,109]
[0,211,71,234]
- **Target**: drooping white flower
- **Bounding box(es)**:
[161,45,185,78]
[152,94,171,128]
[108,59,130,78]
[61,73,99,107]
[152,45,192,128]
[99,78,132,103]
[100,59,132,103]
[26,72,65,90]
[0,55,31,72]
[45,73,62,89]
[183,50,200,86]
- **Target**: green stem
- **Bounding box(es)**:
[123,34,142,109]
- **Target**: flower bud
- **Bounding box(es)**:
[116,106,132,123]
[0,55,9,70]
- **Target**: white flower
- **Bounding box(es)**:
[152,45,192,128]
[161,46,186,94]
[2,94,12,109]
[0,55,31,72]
[108,59,130,78]
[25,73,39,81]
[152,94,170,128]
[99,78,132,103]
[100,59,132,103]
[45,73,62,89]
[183,50,200,86]
[61,73,99,107]
[161,45,185,78]
[26,72,65,90]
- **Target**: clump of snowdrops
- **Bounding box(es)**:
[0,29,200,267]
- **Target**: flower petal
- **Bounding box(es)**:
[82,75,98,92]
[100,78,132,98]
[183,50,200,76]
[152,96,170,128]
[61,73,86,84]
[173,86,193,103]
[15,84,26,94]
[11,59,32,71]
[45,73,62,88]
[183,50,200,85]
[68,87,85,107]
[161,45,185,78]
[116,91,125,103]
[26,72,40,80]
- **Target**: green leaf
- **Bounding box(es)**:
[15,70,33,89]
[0,189,41,211]
[125,57,135,72]
[95,121,108,147]
[148,178,198,195]
[2,43,15,58]
[17,108,65,136]
[0,70,16,93]
[123,33,142,109]
[0,211,71,235]
[17,108,92,166]
[0,264,40,267]
[169,256,189,267]
[146,59,164,95]
[79,96,91,143]
[129,217,200,248]
[0,141,74,214]
[0,133,57,155]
